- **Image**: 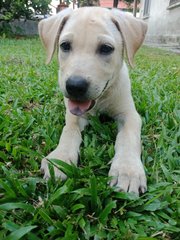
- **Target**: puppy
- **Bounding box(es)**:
[39,7,147,195]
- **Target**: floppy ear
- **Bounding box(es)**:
[38,8,73,64]
[111,9,147,67]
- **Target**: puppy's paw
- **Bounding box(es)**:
[40,158,67,180]
[108,160,147,196]
[40,150,78,180]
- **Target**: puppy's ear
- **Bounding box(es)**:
[111,9,147,67]
[38,8,73,64]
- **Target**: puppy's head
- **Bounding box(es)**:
[39,7,147,116]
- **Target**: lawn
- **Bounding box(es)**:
[0,38,179,240]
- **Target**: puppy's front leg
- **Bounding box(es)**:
[109,111,147,195]
[41,110,87,179]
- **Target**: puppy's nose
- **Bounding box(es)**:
[66,76,89,98]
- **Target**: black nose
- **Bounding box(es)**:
[66,76,89,98]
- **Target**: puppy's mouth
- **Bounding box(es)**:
[68,99,96,116]
[67,79,111,116]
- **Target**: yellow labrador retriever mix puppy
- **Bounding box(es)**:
[39,7,147,195]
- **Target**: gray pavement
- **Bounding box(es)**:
[144,43,180,54]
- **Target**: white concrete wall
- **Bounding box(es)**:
[140,0,180,45]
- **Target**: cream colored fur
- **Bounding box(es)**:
[39,7,147,195]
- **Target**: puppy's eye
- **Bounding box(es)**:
[98,44,114,55]
[60,41,71,52]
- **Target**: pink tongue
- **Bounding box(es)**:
[68,99,92,116]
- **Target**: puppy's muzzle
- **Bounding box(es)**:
[66,76,89,100]
[66,76,95,116]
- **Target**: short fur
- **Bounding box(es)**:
[39,7,147,195]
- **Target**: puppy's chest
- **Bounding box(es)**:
[90,95,119,117]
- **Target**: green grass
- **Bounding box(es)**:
[0,38,179,240]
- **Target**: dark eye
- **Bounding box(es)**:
[60,41,71,52]
[98,44,114,55]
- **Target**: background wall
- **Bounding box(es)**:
[140,0,180,46]
[10,20,38,36]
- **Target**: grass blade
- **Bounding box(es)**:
[90,176,98,211]
[48,159,79,178]
[0,202,34,213]
[99,200,116,225]
[5,225,37,240]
